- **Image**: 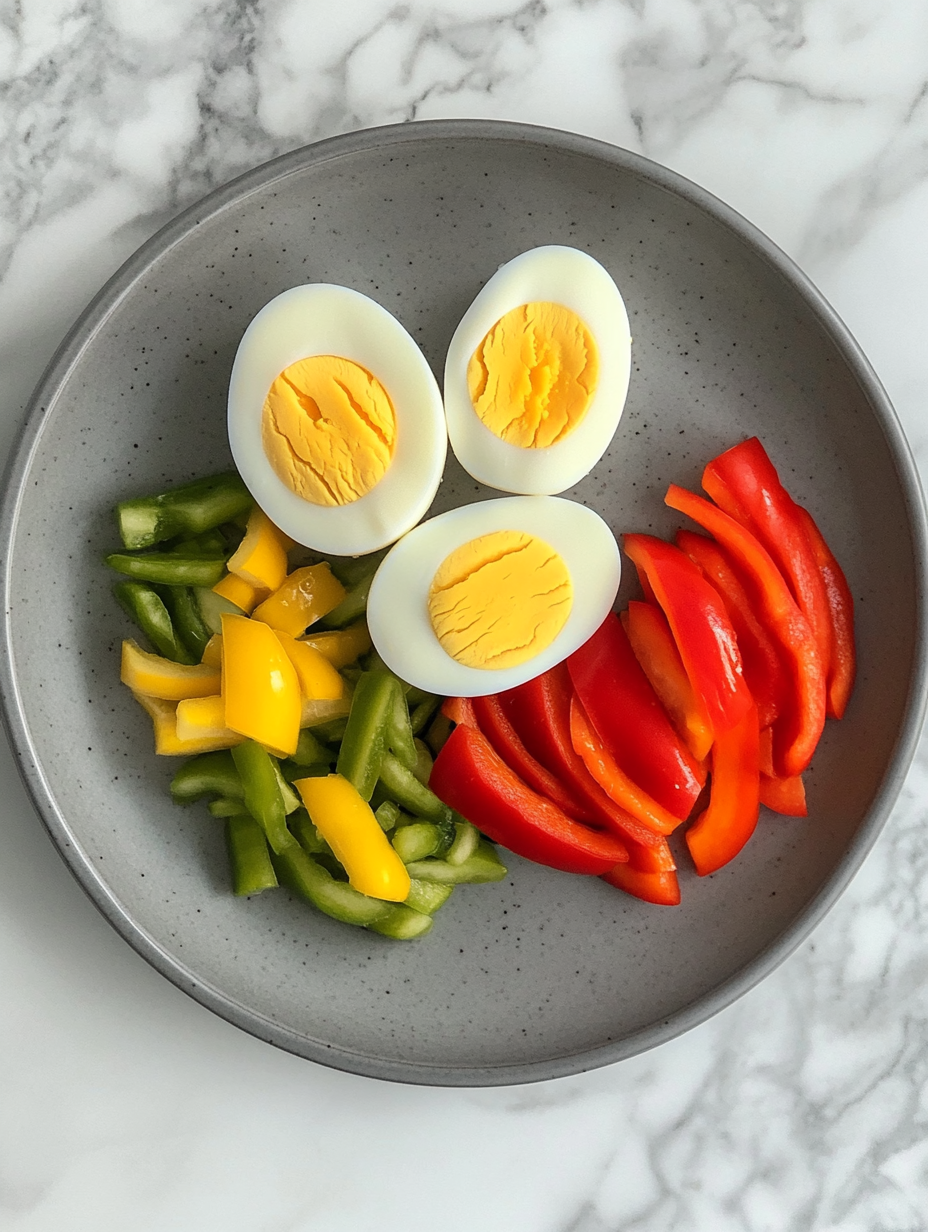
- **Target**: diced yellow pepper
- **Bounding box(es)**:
[227,507,289,593]
[220,613,300,755]
[200,633,223,667]
[212,572,264,614]
[301,696,352,729]
[121,639,221,701]
[132,692,242,755]
[301,621,372,669]
[252,563,346,637]
[295,774,411,902]
[175,695,243,746]
[274,631,345,700]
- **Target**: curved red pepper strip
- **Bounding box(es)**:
[794,505,856,719]
[569,695,683,836]
[703,438,834,674]
[470,693,587,820]
[666,484,825,779]
[429,724,629,875]
[623,603,714,762]
[602,862,681,906]
[623,533,752,737]
[759,772,807,817]
[441,696,477,727]
[685,701,760,875]
[675,529,784,730]
[500,663,667,850]
[567,614,705,819]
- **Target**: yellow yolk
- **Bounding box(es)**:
[262,355,397,506]
[466,302,599,449]
[427,530,573,670]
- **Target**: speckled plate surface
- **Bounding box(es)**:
[1,121,925,1086]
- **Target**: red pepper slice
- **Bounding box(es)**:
[442,696,477,727]
[501,663,668,850]
[603,862,681,906]
[759,772,807,817]
[569,695,683,837]
[665,484,825,779]
[567,614,705,820]
[429,724,629,875]
[794,504,856,719]
[622,603,713,761]
[675,529,784,729]
[623,533,752,737]
[470,693,585,820]
[685,701,760,875]
[703,438,834,671]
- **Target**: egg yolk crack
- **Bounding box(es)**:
[262,355,397,506]
[428,529,573,670]
[467,302,599,449]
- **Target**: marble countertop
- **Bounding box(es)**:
[3,2,928,1228]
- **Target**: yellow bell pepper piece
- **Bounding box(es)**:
[220,613,300,755]
[301,621,372,668]
[252,563,346,637]
[295,774,411,902]
[132,692,242,755]
[121,639,221,701]
[175,695,243,746]
[227,507,289,593]
[200,633,223,667]
[274,631,345,700]
[212,572,264,614]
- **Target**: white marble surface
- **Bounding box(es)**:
[2,1,928,1228]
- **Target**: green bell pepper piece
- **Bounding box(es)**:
[335,669,395,800]
[114,580,193,663]
[105,552,227,587]
[226,813,279,896]
[377,752,451,823]
[367,904,433,939]
[170,750,243,804]
[116,472,253,550]
[159,585,212,660]
[405,841,507,885]
[273,844,392,927]
[231,741,295,856]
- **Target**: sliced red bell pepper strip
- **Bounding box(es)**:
[567,614,705,820]
[603,862,681,906]
[759,772,807,817]
[441,695,477,727]
[623,534,751,737]
[675,528,784,729]
[429,724,629,875]
[665,484,825,779]
[569,695,682,837]
[470,693,585,820]
[703,437,834,672]
[500,663,668,850]
[794,504,856,719]
[758,724,775,777]
[685,701,760,875]
[622,603,713,761]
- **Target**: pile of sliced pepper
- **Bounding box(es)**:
[429,437,855,905]
[107,474,506,940]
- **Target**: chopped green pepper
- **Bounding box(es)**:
[404,879,453,915]
[410,695,440,735]
[405,841,508,885]
[114,580,194,663]
[116,472,253,550]
[386,680,418,770]
[273,844,392,926]
[367,904,433,939]
[335,669,396,800]
[377,752,452,823]
[226,813,279,896]
[231,740,295,856]
[105,552,227,587]
[159,586,212,660]
[170,750,243,804]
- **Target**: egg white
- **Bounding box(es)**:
[443,246,632,495]
[367,496,621,697]
[228,285,447,555]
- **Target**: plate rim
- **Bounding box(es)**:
[1,117,925,1087]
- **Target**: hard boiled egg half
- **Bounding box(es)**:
[367,496,621,697]
[443,246,631,494]
[228,285,446,556]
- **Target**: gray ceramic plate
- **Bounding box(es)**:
[2,121,925,1086]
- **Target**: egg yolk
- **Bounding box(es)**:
[262,355,397,507]
[466,302,599,449]
[427,529,573,670]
